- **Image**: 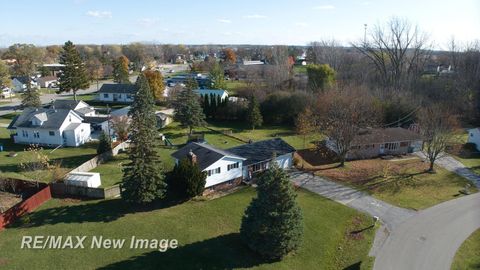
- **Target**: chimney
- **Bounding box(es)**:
[188,150,197,164]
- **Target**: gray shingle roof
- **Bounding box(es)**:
[51,100,82,110]
[227,138,296,166]
[352,128,423,146]
[9,108,78,130]
[98,84,137,94]
[171,142,244,170]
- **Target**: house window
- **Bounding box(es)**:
[385,142,399,150]
[126,94,132,100]
[206,167,221,176]
[103,93,109,98]
[22,130,28,137]
[227,162,239,171]
[49,131,55,136]
[33,131,40,138]
[215,167,221,174]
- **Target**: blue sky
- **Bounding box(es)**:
[0,0,478,48]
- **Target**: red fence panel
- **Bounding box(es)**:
[0,185,51,230]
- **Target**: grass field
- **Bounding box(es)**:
[0,187,375,270]
[451,229,480,270]
[0,127,98,182]
[0,112,20,125]
[91,147,177,187]
[305,156,477,210]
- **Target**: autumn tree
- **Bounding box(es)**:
[295,107,316,149]
[143,70,165,101]
[317,87,380,166]
[306,64,336,92]
[86,58,104,90]
[5,44,43,107]
[353,17,431,90]
[0,61,11,88]
[111,115,130,141]
[113,55,130,84]
[58,41,90,101]
[222,48,237,64]
[418,105,458,172]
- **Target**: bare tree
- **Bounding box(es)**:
[353,17,432,90]
[418,105,458,172]
[110,116,131,142]
[317,87,380,166]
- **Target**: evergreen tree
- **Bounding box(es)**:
[247,96,263,130]
[21,85,41,108]
[209,62,227,89]
[113,56,130,84]
[185,77,199,91]
[202,94,210,118]
[169,157,207,198]
[121,74,166,204]
[97,131,112,154]
[240,161,303,260]
[58,41,90,101]
[173,89,206,134]
[210,93,217,116]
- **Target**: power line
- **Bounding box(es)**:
[383,106,421,128]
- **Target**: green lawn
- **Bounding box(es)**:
[91,147,177,187]
[0,112,20,125]
[451,229,480,270]
[0,187,375,270]
[225,80,248,95]
[0,127,98,182]
[314,158,477,210]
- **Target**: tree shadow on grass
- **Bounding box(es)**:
[8,196,187,229]
[98,233,270,270]
[343,261,362,270]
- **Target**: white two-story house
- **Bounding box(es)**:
[8,108,91,147]
[97,84,137,103]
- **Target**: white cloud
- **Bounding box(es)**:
[138,18,159,27]
[295,22,309,27]
[217,18,232,23]
[86,10,112,18]
[244,14,267,19]
[313,5,335,10]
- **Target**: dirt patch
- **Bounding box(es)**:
[296,144,338,167]
[0,258,9,267]
[0,191,22,213]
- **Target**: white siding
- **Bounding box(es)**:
[98,93,134,103]
[468,129,480,151]
[203,157,244,188]
[14,128,64,146]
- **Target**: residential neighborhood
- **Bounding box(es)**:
[0,1,479,270]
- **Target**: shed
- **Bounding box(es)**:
[65,172,101,188]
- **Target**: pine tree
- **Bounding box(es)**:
[21,84,41,108]
[202,94,210,118]
[97,131,112,154]
[240,161,303,260]
[173,89,206,134]
[169,158,207,198]
[185,77,199,91]
[113,56,130,84]
[121,74,166,204]
[58,41,90,101]
[247,96,263,130]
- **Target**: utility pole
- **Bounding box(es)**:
[364,24,368,46]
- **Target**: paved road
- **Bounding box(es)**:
[415,152,480,187]
[290,170,416,230]
[374,192,480,270]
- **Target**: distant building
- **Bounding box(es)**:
[8,108,91,147]
[37,76,58,88]
[0,87,13,99]
[11,76,39,92]
[97,84,137,103]
[50,100,96,117]
[193,89,229,101]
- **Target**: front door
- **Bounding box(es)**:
[380,144,385,154]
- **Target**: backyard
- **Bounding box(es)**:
[0,127,98,182]
[0,187,375,270]
[298,151,477,210]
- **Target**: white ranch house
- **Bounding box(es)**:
[97,84,137,103]
[172,138,295,192]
